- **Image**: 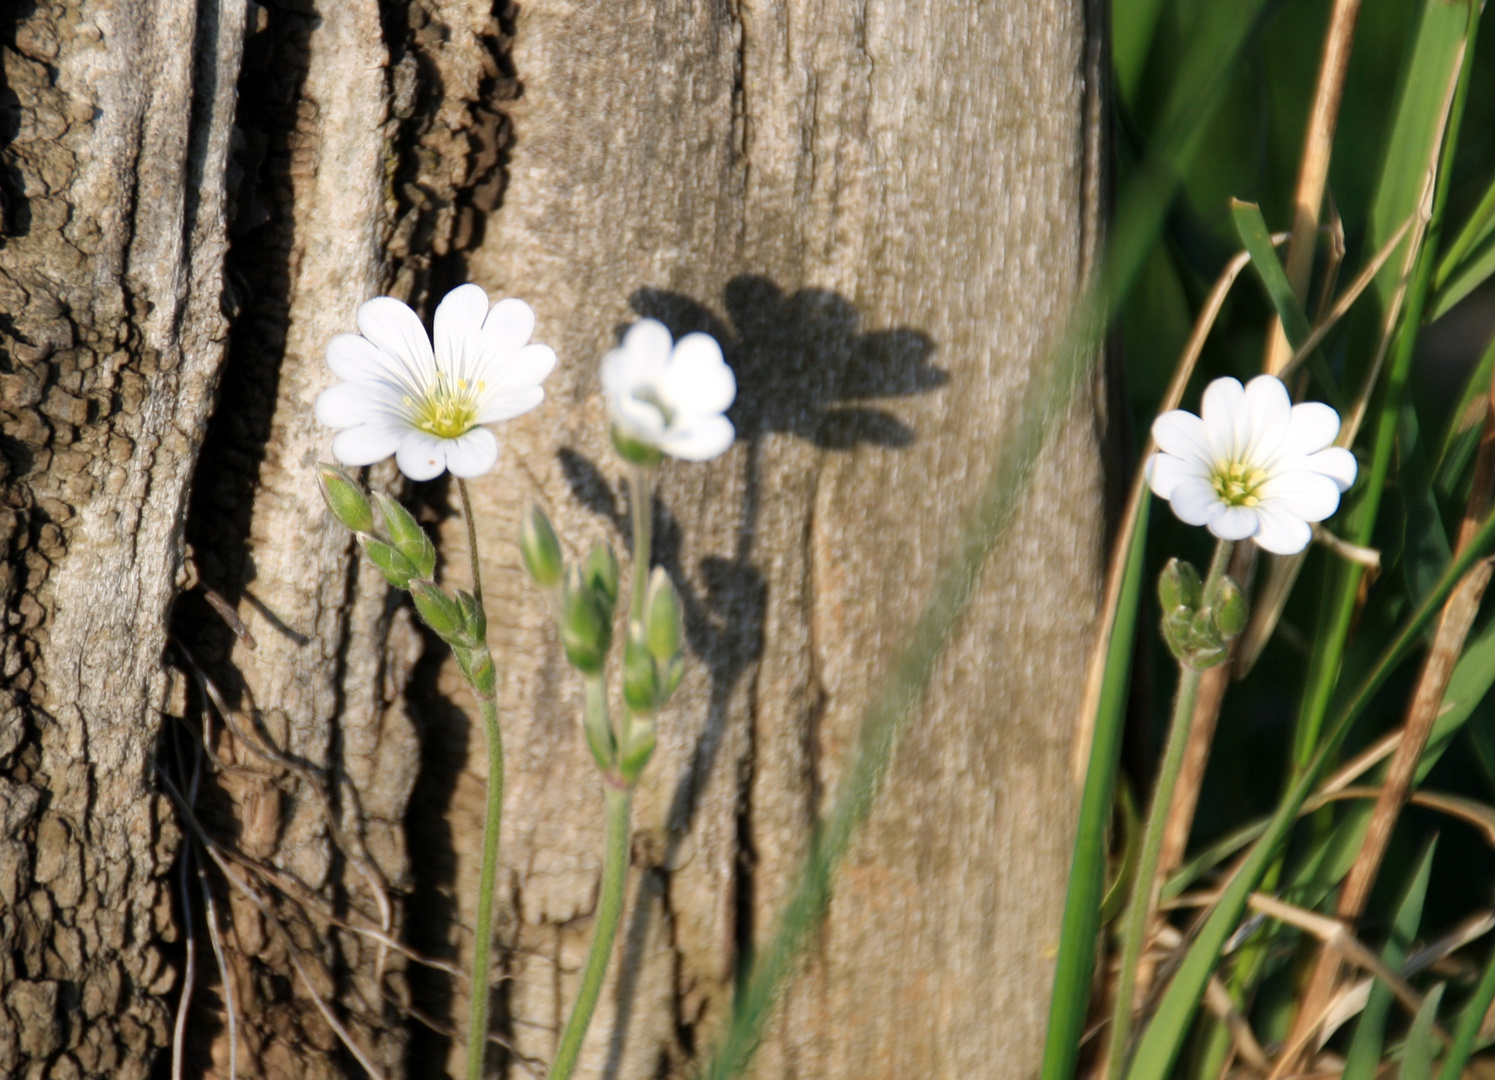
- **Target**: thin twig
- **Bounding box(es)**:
[198,858,238,1080]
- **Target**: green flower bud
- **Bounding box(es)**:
[643,567,682,664]
[359,534,418,589]
[455,590,487,647]
[584,543,620,615]
[371,492,436,580]
[619,716,657,784]
[560,564,611,674]
[468,650,496,698]
[319,465,375,534]
[520,505,564,588]
[1212,577,1249,639]
[410,579,465,641]
[623,624,660,714]
[1158,558,1202,614]
[610,423,665,468]
[582,678,617,772]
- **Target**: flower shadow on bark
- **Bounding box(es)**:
[557,274,943,1076]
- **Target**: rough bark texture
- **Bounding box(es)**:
[1,0,1104,1077]
[0,1,244,1076]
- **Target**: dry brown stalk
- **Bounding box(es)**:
[1263,0,1364,376]
[1288,283,1495,1068]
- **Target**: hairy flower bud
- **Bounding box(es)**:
[1212,577,1249,639]
[359,534,418,589]
[1158,558,1202,614]
[410,579,466,642]
[319,464,375,534]
[623,624,660,714]
[371,492,436,580]
[584,543,620,615]
[619,716,657,784]
[643,567,682,664]
[520,505,564,588]
[560,564,612,674]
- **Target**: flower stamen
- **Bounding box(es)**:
[1211,461,1267,508]
[408,372,483,439]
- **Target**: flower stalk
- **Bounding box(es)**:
[1105,539,1238,1080]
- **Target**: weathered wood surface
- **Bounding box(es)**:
[0,0,1104,1077]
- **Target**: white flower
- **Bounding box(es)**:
[1148,375,1357,555]
[315,285,556,481]
[601,319,736,462]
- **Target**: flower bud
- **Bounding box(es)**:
[610,423,665,468]
[1158,558,1202,614]
[410,579,465,641]
[454,590,487,647]
[560,564,611,674]
[619,716,657,784]
[319,465,374,534]
[1212,577,1249,639]
[520,505,564,588]
[643,568,682,664]
[584,543,620,615]
[371,492,436,580]
[468,650,496,698]
[359,534,418,589]
[623,624,660,714]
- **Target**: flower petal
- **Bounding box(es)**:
[357,297,435,385]
[1276,401,1341,460]
[316,381,401,429]
[1200,377,1246,460]
[1251,505,1313,555]
[662,333,735,415]
[1241,375,1293,462]
[1166,476,1224,526]
[612,395,669,442]
[443,427,499,478]
[434,284,491,382]
[661,414,735,461]
[477,386,545,424]
[1152,410,1214,469]
[332,423,404,467]
[480,297,537,359]
[1258,469,1342,522]
[327,333,399,383]
[1147,451,1206,500]
[482,343,556,395]
[1305,446,1358,491]
[395,432,449,481]
[602,321,673,399]
[1209,505,1260,541]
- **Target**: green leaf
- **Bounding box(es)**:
[1428,232,1495,322]
[1436,940,1495,1080]
[1401,983,1447,1080]
[1125,506,1495,1080]
[1397,403,1453,613]
[1040,498,1151,1080]
[1342,838,1438,1080]
[1433,327,1495,486]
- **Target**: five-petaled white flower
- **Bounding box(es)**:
[602,319,736,462]
[1148,375,1357,555]
[316,285,556,481]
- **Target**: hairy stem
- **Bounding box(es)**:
[628,465,652,624]
[459,478,504,1080]
[546,785,632,1080]
[1104,539,1234,1080]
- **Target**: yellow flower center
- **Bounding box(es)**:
[1211,461,1268,508]
[405,372,485,440]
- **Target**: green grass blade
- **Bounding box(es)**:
[1428,233,1495,322]
[1342,837,1439,1080]
[1402,983,1447,1080]
[1434,326,1495,484]
[1434,171,1495,292]
[1040,496,1152,1080]
[1125,508,1495,1080]
[1290,0,1472,774]
[1231,199,1343,407]
[1436,940,1495,1080]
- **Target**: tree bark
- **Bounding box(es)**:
[0,0,1105,1078]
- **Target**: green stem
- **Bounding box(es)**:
[546,785,633,1080]
[458,480,504,1080]
[628,465,652,624]
[1104,539,1233,1080]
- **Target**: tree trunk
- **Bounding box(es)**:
[0,0,1105,1077]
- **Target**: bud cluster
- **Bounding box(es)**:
[520,504,686,783]
[319,465,494,696]
[1158,557,1248,669]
